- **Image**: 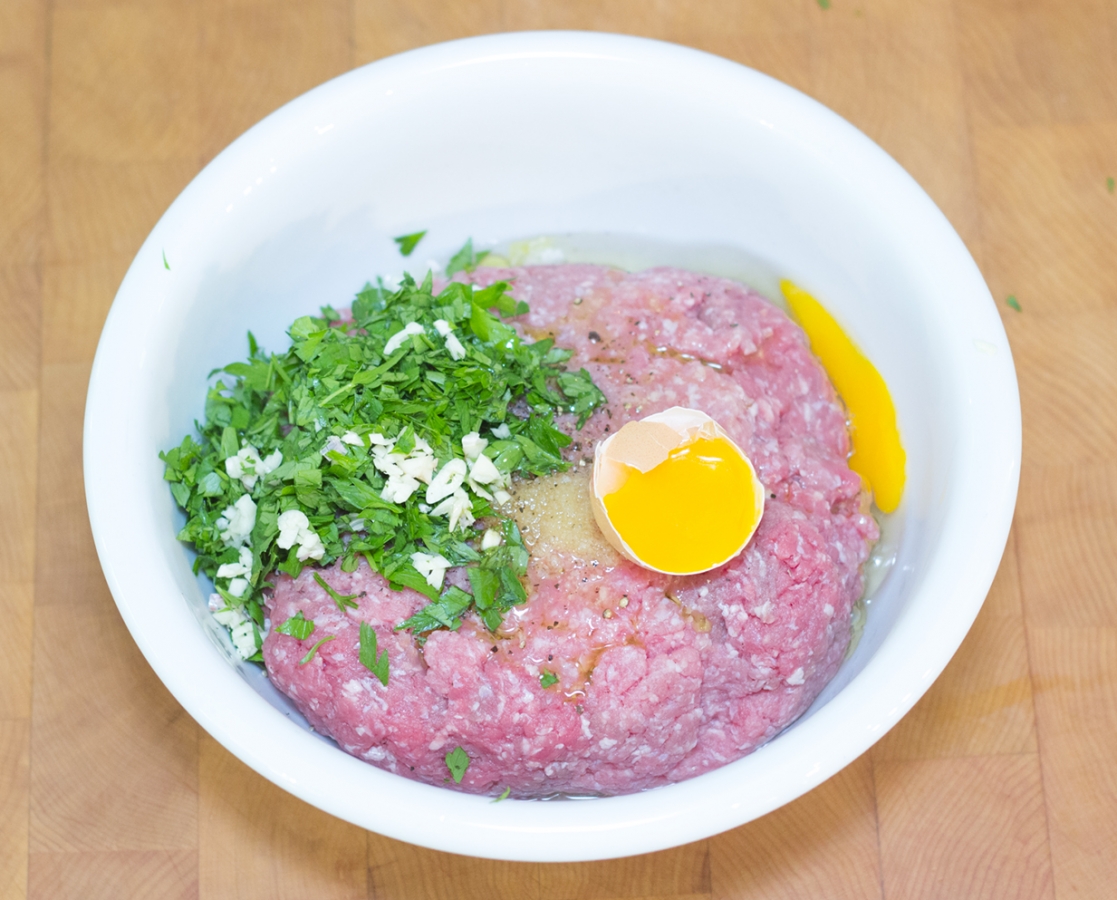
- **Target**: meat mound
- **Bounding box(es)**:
[262,265,879,796]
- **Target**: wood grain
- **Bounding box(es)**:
[1029,628,1117,899]
[48,4,201,165]
[872,531,1038,760]
[876,754,1054,900]
[956,0,1117,128]
[199,736,367,900]
[28,850,197,900]
[2,0,1115,897]
[365,833,539,900]
[0,47,44,270]
[709,754,882,900]
[0,4,42,898]
[805,0,981,250]
[538,844,710,899]
[200,0,351,162]
[0,721,31,900]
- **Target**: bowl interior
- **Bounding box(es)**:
[85,32,1019,861]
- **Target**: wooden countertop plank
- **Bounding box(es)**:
[199,0,353,164]
[28,849,198,900]
[957,9,1117,897]
[709,754,882,900]
[29,0,205,858]
[199,735,368,900]
[31,364,101,602]
[354,0,503,64]
[5,0,1117,897]
[365,832,541,900]
[0,720,31,900]
[0,266,41,391]
[805,1,983,253]
[1029,628,1117,899]
[970,121,1117,319]
[0,3,44,898]
[47,5,200,167]
[538,844,711,899]
[0,391,39,721]
[876,754,1055,900]
[955,0,1117,129]
[870,569,1039,760]
[0,58,45,274]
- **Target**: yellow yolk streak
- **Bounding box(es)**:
[780,280,906,514]
[602,435,761,574]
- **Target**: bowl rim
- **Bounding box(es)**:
[84,30,1021,861]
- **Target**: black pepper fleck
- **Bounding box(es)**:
[588,331,602,343]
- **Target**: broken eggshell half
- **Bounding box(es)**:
[589,407,766,576]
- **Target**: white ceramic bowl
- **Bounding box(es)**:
[84,32,1020,862]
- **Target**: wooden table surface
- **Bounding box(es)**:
[3,0,1115,897]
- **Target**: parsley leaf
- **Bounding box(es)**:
[396,586,473,635]
[393,231,427,257]
[492,786,511,802]
[539,670,559,689]
[445,746,471,784]
[276,611,315,640]
[314,572,360,610]
[359,621,390,686]
[445,238,484,276]
[298,634,335,665]
[1006,295,1022,312]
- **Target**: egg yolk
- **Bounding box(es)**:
[602,435,761,574]
[780,280,906,513]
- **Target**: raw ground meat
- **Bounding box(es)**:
[262,264,879,796]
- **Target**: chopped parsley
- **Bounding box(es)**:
[314,572,359,611]
[445,746,471,783]
[1006,294,1022,312]
[539,670,559,688]
[298,634,335,665]
[162,249,171,270]
[445,238,485,277]
[1108,177,1115,194]
[160,263,605,661]
[492,786,511,802]
[275,610,315,640]
[397,584,474,636]
[394,231,427,257]
[359,621,390,686]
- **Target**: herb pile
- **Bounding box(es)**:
[161,259,605,662]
